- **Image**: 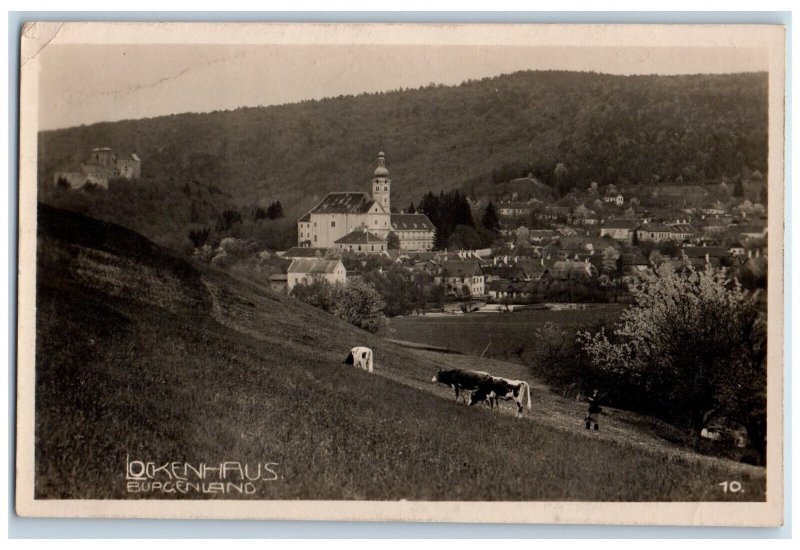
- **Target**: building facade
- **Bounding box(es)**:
[297,152,435,252]
[287,259,347,292]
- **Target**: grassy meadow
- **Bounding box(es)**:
[389,306,626,361]
[34,205,765,501]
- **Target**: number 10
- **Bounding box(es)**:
[719,481,743,493]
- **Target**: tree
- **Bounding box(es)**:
[579,265,765,459]
[481,201,500,233]
[407,202,416,214]
[554,162,570,197]
[290,276,337,312]
[188,227,211,248]
[386,231,401,250]
[331,278,391,335]
[601,246,621,276]
[447,224,483,250]
[266,201,284,219]
[733,179,745,198]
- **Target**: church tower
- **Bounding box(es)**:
[372,151,390,212]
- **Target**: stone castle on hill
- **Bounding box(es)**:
[54,147,141,190]
[297,152,435,253]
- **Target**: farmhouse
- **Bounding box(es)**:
[486,280,537,302]
[334,229,387,254]
[297,152,435,251]
[54,147,141,189]
[434,260,485,297]
[287,259,346,292]
[636,222,676,243]
[497,201,533,217]
[281,247,328,260]
[666,221,698,241]
[603,193,624,206]
[599,219,642,243]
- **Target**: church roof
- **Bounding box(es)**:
[309,192,373,215]
[390,213,435,231]
[335,229,386,245]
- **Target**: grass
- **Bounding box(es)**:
[34,204,765,501]
[389,306,626,361]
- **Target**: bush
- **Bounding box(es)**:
[292,277,391,335]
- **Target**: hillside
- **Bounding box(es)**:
[34,204,765,500]
[38,70,767,249]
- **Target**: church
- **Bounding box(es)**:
[297,152,435,253]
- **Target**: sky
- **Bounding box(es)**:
[38,43,769,131]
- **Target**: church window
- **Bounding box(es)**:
[331,221,335,227]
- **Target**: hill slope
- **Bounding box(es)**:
[39,70,767,216]
[34,204,765,500]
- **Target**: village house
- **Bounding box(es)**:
[54,147,141,189]
[666,221,699,242]
[287,259,347,292]
[551,259,598,280]
[603,193,624,206]
[297,152,435,251]
[497,201,534,218]
[334,229,387,254]
[281,247,329,260]
[482,265,527,283]
[636,222,676,243]
[486,280,538,302]
[434,260,485,297]
[599,219,642,243]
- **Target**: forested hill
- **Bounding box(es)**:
[39,70,767,217]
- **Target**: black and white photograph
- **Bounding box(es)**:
[15,21,785,525]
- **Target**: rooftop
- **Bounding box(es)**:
[282,247,328,258]
[335,229,386,245]
[308,192,374,215]
[603,219,642,230]
[287,259,343,274]
[390,213,435,231]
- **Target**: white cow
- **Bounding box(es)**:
[343,346,374,373]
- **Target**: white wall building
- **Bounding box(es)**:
[297,152,435,252]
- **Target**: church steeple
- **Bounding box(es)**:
[372,151,390,212]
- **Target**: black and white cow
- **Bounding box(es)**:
[469,376,532,418]
[431,368,491,403]
[343,346,374,373]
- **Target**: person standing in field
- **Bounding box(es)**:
[585,389,605,430]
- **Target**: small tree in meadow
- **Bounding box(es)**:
[331,278,391,335]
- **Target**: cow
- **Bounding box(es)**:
[431,368,491,404]
[469,376,532,418]
[343,346,374,373]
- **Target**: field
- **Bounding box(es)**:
[390,306,626,361]
[33,204,766,501]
